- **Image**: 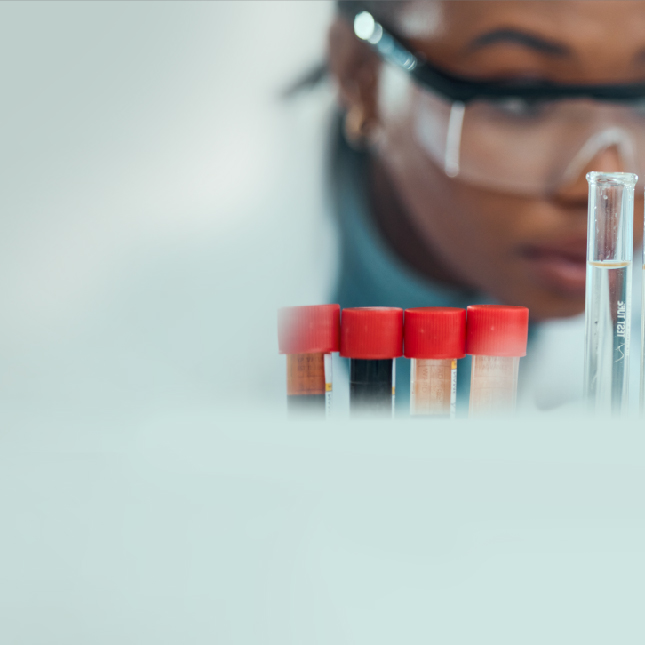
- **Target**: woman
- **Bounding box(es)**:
[325,0,645,411]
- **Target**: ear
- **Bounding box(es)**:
[328,17,380,128]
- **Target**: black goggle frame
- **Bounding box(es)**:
[340,1,645,104]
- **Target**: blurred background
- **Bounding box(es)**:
[4,7,645,644]
[0,1,336,420]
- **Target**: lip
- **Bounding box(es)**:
[520,240,587,296]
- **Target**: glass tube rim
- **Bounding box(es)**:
[586,171,638,187]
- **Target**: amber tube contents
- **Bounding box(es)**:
[286,352,330,414]
[410,358,456,418]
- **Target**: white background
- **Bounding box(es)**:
[0,1,336,420]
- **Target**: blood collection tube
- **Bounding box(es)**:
[277,304,340,416]
[404,307,466,419]
[340,307,403,416]
[584,172,636,415]
[466,305,529,417]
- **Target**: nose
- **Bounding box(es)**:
[555,144,625,203]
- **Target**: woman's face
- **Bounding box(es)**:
[330,1,645,321]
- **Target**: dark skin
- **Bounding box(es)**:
[329,1,645,321]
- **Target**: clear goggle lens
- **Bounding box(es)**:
[379,66,645,196]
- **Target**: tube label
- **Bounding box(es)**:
[324,353,333,417]
[450,359,457,419]
[391,359,396,417]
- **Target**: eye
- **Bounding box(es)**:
[489,98,551,120]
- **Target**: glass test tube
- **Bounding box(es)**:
[404,307,466,419]
[584,172,636,415]
[340,307,403,417]
[466,305,529,417]
[277,304,340,416]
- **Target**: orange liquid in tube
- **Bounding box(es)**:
[411,358,456,418]
[285,353,327,412]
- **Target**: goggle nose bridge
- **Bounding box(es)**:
[559,126,637,187]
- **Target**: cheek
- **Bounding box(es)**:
[376,108,519,283]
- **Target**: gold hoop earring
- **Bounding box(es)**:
[345,105,372,148]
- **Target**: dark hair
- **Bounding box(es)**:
[283,1,408,99]
[340,1,408,24]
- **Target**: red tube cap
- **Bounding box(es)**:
[340,307,403,359]
[277,304,340,354]
[466,305,529,357]
[404,307,466,359]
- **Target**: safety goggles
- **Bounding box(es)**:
[341,1,645,195]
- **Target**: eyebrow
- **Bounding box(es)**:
[468,28,570,57]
